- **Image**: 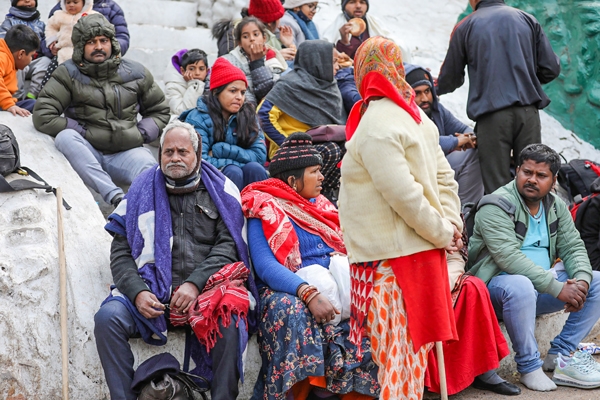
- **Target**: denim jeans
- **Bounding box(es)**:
[488,270,600,374]
[222,162,268,191]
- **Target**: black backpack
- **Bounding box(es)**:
[557,159,600,203]
[463,194,516,239]
[0,124,71,209]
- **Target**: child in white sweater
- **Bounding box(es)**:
[164,48,210,116]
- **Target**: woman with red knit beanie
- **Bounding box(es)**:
[181,57,268,191]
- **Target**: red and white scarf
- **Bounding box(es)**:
[241,178,345,272]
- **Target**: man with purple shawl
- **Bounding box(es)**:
[94,120,258,400]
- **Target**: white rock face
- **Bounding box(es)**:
[0,115,113,399]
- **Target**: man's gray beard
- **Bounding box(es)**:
[163,162,192,179]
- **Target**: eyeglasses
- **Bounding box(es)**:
[305,3,321,12]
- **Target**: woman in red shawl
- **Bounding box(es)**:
[242,132,379,400]
[337,37,463,399]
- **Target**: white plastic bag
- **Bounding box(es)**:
[296,264,342,326]
[328,255,351,321]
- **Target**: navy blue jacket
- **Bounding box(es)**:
[335,67,360,115]
[42,0,130,58]
[405,63,472,155]
[436,0,560,120]
[181,98,267,170]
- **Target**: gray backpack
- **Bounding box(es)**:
[0,124,70,209]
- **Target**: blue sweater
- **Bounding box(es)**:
[248,218,334,295]
[181,98,267,170]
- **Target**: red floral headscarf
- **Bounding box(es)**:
[346,37,422,140]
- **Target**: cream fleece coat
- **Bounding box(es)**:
[338,98,462,263]
[45,0,97,64]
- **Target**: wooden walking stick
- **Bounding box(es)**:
[57,188,69,400]
[436,341,448,400]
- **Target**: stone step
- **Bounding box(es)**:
[120,0,198,28]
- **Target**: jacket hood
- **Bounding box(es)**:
[404,63,440,112]
[60,0,94,14]
[71,13,121,66]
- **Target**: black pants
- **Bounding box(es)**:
[475,105,541,194]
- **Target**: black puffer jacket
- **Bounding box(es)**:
[33,14,169,153]
[110,182,239,303]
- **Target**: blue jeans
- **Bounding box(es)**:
[94,300,240,400]
[16,99,35,112]
[54,129,156,203]
[488,270,600,374]
[222,162,268,191]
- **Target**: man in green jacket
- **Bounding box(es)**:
[33,14,169,206]
[469,144,600,391]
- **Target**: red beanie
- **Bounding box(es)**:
[248,0,285,24]
[209,58,248,90]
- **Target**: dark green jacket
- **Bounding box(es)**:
[33,14,169,153]
[468,180,592,297]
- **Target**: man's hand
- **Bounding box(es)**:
[171,282,200,314]
[454,133,476,151]
[134,291,165,319]
[6,105,31,117]
[49,41,59,56]
[280,47,296,61]
[339,23,353,45]
[306,293,340,324]
[279,25,294,48]
[558,279,587,312]
[248,43,267,62]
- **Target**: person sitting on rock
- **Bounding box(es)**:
[181,57,267,191]
[165,48,210,116]
[42,0,130,58]
[469,144,600,392]
[0,0,51,100]
[258,40,345,203]
[212,0,296,62]
[0,24,39,116]
[405,63,484,205]
[321,0,410,60]
[33,14,170,206]
[241,132,380,400]
[95,120,259,400]
[221,16,287,106]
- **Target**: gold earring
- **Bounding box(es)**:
[293,185,297,191]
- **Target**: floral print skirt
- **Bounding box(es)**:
[251,288,380,400]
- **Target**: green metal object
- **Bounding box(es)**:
[457,1,600,148]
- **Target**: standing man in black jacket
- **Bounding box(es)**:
[437,0,560,194]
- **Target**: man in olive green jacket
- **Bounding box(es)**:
[33,14,169,206]
[468,144,600,392]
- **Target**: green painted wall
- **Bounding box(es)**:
[458,1,600,148]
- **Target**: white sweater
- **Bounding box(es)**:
[338,98,462,263]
